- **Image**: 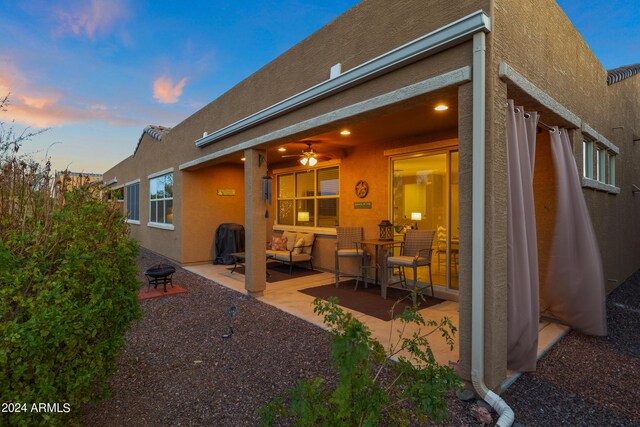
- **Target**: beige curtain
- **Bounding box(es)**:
[544,128,607,336]
[506,100,540,372]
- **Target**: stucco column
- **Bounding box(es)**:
[244,148,267,296]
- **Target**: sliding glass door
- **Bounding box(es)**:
[391,149,459,291]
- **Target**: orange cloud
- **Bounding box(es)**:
[153,76,187,104]
[54,0,129,40]
[0,74,140,128]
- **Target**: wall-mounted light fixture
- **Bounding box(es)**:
[434,104,449,111]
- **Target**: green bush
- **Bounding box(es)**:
[0,160,141,425]
[260,297,461,426]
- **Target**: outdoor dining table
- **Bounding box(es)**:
[357,239,399,299]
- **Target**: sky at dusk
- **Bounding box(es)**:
[0,0,638,174]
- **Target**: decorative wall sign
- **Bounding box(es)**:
[355,180,369,198]
[217,189,236,196]
[354,201,372,209]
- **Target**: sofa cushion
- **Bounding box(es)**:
[268,250,311,263]
[282,231,298,251]
[297,232,315,254]
[270,236,288,251]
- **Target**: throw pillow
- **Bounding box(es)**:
[270,236,288,251]
[292,237,306,255]
[282,231,298,251]
[297,232,316,254]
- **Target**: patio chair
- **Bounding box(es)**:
[334,226,369,289]
[386,229,435,305]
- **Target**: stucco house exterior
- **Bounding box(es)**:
[103,0,640,414]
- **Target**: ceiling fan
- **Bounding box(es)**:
[281,142,330,166]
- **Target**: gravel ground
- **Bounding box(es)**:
[82,248,640,426]
[504,269,640,426]
[81,248,477,426]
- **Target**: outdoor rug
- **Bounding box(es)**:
[228,261,322,283]
[299,279,445,321]
[138,284,188,301]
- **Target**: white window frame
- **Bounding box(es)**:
[596,147,605,182]
[607,153,616,186]
[148,172,174,230]
[583,138,594,179]
[581,125,620,194]
[125,180,140,224]
[275,164,340,230]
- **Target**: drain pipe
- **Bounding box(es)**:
[471,31,515,427]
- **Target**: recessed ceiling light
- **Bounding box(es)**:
[340,130,351,136]
[278,147,286,152]
[434,104,449,111]
[241,157,245,161]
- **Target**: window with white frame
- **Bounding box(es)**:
[607,153,616,186]
[276,166,339,227]
[125,182,140,222]
[583,138,594,179]
[596,147,605,182]
[149,173,173,225]
[581,127,619,192]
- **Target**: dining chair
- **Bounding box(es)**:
[334,226,369,289]
[386,229,435,305]
[435,225,447,272]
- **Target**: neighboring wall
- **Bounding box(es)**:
[493,0,640,286]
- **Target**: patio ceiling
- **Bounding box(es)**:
[268,88,459,167]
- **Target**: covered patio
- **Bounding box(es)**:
[185,261,568,372]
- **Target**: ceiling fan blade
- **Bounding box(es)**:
[280,154,304,158]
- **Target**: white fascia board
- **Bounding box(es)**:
[194,10,490,148]
[124,178,141,186]
[180,67,471,170]
[148,167,174,179]
[498,63,581,127]
[581,123,620,154]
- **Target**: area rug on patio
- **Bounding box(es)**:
[299,280,445,321]
[138,284,188,301]
[227,261,322,283]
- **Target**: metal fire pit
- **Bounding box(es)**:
[144,264,176,293]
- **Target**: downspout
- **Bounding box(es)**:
[471,31,515,427]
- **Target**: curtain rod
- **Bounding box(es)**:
[514,107,557,132]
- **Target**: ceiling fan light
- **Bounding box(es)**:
[308,157,318,166]
[300,157,308,166]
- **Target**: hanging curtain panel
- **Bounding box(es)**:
[544,128,607,336]
[506,100,540,372]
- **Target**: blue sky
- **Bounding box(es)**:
[0,0,638,173]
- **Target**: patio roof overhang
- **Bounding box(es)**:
[192,10,490,151]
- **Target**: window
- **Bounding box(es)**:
[277,166,339,228]
[608,153,616,186]
[583,138,593,178]
[125,182,140,222]
[596,148,605,182]
[150,173,173,225]
[581,127,619,193]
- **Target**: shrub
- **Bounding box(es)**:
[0,111,141,426]
[259,297,461,426]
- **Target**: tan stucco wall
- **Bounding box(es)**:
[102,133,182,263]
[494,0,640,287]
[181,164,245,264]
